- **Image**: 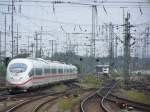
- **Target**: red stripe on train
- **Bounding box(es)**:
[14,74,78,86]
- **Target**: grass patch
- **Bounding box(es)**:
[81,74,103,88]
[127,90,150,104]
[54,83,66,92]
[58,97,74,111]
[116,80,124,89]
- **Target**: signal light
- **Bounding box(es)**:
[4,57,10,67]
[80,58,82,61]
[96,58,99,62]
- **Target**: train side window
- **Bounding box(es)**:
[67,69,70,73]
[49,68,51,74]
[35,68,42,75]
[72,69,74,73]
[44,68,50,75]
[62,68,64,74]
[70,69,72,73]
[29,69,34,77]
[49,68,52,74]
[64,69,66,73]
[73,69,75,73]
[69,69,71,73]
[58,69,63,74]
[52,68,56,74]
[71,69,73,73]
[75,68,77,73]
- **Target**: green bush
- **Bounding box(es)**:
[0,64,6,77]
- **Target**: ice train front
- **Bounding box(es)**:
[6,58,33,92]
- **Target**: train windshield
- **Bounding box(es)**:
[9,63,27,73]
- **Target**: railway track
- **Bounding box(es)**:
[80,80,116,112]
[0,82,74,102]
[0,82,80,112]
[5,92,65,112]
[0,89,55,102]
[96,83,150,111]
[109,93,150,111]
[80,79,150,112]
[31,93,66,112]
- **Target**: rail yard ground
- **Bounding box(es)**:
[0,74,150,112]
[0,82,95,112]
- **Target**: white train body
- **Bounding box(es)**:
[6,58,78,90]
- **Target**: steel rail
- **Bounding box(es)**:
[80,91,97,112]
[5,92,64,112]
[32,93,66,112]
[110,94,150,111]
[80,80,116,112]
[4,83,80,112]
[100,81,117,112]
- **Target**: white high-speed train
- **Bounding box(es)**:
[6,58,78,91]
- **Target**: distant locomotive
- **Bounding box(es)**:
[96,65,109,75]
[6,58,78,92]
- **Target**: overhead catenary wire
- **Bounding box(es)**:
[0,0,149,58]
[0,0,150,4]
[0,0,150,7]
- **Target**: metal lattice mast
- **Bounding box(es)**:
[91,5,97,57]
[109,23,114,74]
[35,32,38,58]
[123,13,131,80]
[11,0,14,58]
[0,31,1,62]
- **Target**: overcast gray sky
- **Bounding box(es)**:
[0,0,150,57]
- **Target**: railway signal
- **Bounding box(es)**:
[79,57,82,61]
[4,57,10,67]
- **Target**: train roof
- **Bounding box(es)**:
[10,58,77,69]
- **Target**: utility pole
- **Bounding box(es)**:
[84,44,91,57]
[123,13,131,81]
[55,42,57,54]
[91,5,97,57]
[2,12,11,57]
[115,36,118,58]
[0,31,1,62]
[11,0,14,58]
[27,36,33,55]
[142,26,150,69]
[121,7,127,57]
[109,23,114,74]
[147,27,150,58]
[145,27,149,58]
[65,33,70,53]
[28,36,29,54]
[49,40,54,57]
[4,14,7,57]
[35,32,38,58]
[120,7,127,26]
[31,43,34,58]
[120,7,127,37]
[40,26,43,58]
[16,24,19,55]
